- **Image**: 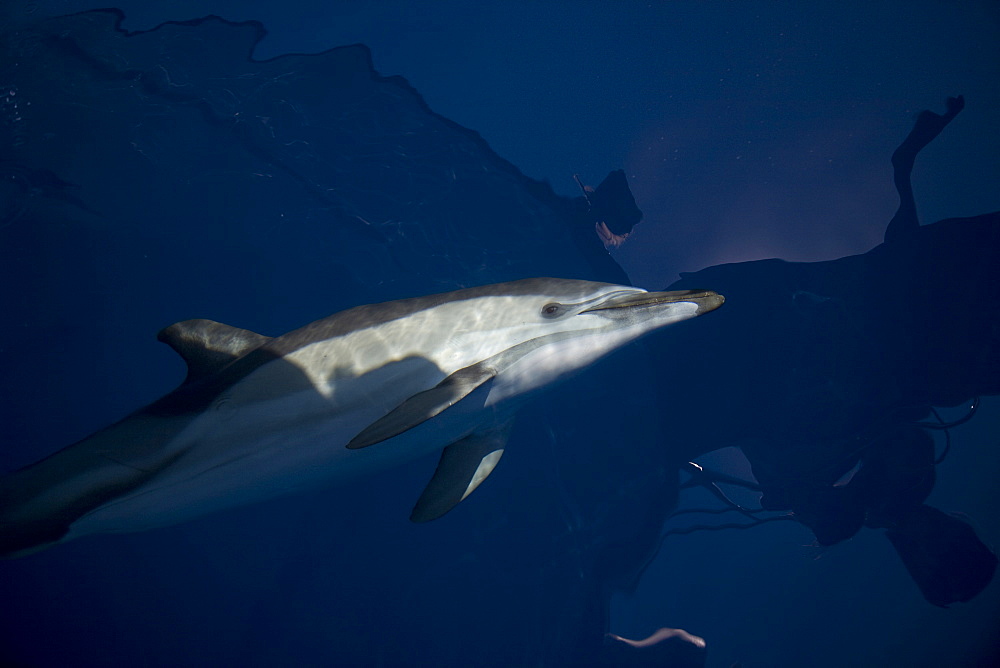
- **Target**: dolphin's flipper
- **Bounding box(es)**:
[410,422,512,522]
[158,319,271,384]
[347,362,498,449]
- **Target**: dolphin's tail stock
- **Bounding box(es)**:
[0,429,143,557]
[1,408,195,557]
[0,467,73,558]
[0,408,197,557]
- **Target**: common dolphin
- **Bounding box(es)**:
[0,278,723,556]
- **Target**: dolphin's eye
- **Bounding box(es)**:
[540,303,566,318]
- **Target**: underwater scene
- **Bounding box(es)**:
[1,2,998,666]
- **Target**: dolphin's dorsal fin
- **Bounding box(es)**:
[157,319,270,384]
[410,421,513,522]
[346,361,498,449]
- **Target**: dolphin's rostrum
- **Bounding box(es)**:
[0,278,723,556]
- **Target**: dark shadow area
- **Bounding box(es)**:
[647,99,998,612]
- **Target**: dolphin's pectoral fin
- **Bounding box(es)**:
[158,319,271,384]
[346,362,497,449]
[410,422,513,522]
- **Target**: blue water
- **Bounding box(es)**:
[1,3,998,666]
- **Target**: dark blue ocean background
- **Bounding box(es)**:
[1,2,998,666]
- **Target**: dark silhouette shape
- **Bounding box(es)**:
[885,95,964,242]
[573,169,643,248]
[588,169,644,236]
[657,98,998,606]
[886,505,997,607]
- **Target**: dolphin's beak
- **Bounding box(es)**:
[581,289,725,316]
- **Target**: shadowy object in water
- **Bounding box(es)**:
[660,97,998,607]
[574,169,643,249]
[885,95,964,243]
[885,505,997,607]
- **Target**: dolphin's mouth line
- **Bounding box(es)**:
[581,289,720,312]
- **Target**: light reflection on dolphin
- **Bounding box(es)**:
[0,278,723,557]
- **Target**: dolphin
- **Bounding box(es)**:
[0,278,723,556]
